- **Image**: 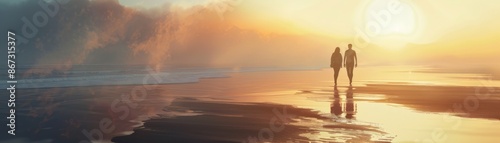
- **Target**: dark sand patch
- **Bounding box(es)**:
[354,83,500,120]
[111,98,387,143]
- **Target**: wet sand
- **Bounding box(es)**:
[109,67,500,143]
[4,66,500,143]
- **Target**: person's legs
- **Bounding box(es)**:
[346,63,354,85]
[333,67,340,85]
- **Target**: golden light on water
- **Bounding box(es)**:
[202,66,500,142]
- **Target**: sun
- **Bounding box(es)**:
[357,0,419,49]
[364,0,417,36]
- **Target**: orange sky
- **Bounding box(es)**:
[7,0,500,75]
[126,0,500,60]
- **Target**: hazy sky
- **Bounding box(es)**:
[118,0,500,34]
[117,0,500,70]
[119,0,210,8]
[118,0,500,50]
[1,0,499,74]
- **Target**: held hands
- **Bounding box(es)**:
[342,63,358,68]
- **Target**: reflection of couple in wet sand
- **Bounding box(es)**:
[330,44,357,86]
[331,86,356,120]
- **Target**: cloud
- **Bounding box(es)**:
[1,0,338,77]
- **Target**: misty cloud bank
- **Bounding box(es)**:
[0,0,334,77]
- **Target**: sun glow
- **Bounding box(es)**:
[356,0,420,50]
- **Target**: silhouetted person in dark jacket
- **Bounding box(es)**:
[330,47,342,86]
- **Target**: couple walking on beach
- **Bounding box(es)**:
[330,44,357,86]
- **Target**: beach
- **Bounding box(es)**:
[2,0,500,143]
[3,66,500,143]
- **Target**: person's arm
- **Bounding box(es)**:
[330,53,334,68]
[354,51,358,67]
